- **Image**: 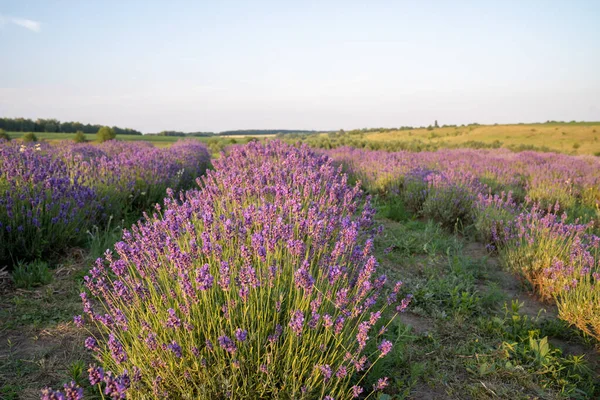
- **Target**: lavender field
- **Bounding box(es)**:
[1,139,599,399]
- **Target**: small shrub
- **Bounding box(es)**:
[401,168,433,214]
[96,126,116,143]
[573,142,580,150]
[472,192,518,246]
[12,260,52,288]
[0,129,9,141]
[22,132,37,142]
[73,131,87,143]
[421,171,483,230]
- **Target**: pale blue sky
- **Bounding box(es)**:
[0,0,599,132]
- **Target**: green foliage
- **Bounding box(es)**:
[67,360,87,386]
[86,216,124,261]
[0,117,142,135]
[471,301,597,397]
[96,126,116,142]
[73,130,86,143]
[22,132,38,142]
[409,255,484,319]
[0,128,9,141]
[11,260,53,289]
[383,197,411,222]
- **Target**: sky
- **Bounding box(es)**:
[0,0,599,133]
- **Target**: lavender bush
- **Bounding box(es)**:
[78,141,409,399]
[421,170,483,229]
[472,191,519,247]
[401,168,433,214]
[59,140,211,220]
[498,204,600,340]
[0,143,99,264]
[0,139,211,267]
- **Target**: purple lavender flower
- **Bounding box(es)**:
[62,381,83,400]
[108,334,127,364]
[336,365,348,379]
[235,328,248,342]
[294,265,315,293]
[168,340,182,358]
[323,314,333,329]
[165,308,181,329]
[318,364,332,382]
[289,310,304,337]
[84,336,99,352]
[334,316,345,335]
[356,322,370,350]
[218,335,237,353]
[396,294,413,313]
[104,371,127,399]
[73,315,84,328]
[88,365,104,385]
[145,332,158,350]
[373,376,389,390]
[351,385,364,398]
[195,264,214,290]
[218,261,231,290]
[40,387,66,400]
[378,339,393,357]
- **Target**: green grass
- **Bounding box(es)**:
[11,260,53,289]
[0,220,127,397]
[5,131,269,149]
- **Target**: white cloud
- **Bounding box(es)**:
[0,15,41,32]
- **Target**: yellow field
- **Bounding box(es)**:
[360,123,600,155]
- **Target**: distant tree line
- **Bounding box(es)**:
[148,129,324,137]
[151,130,215,137]
[218,129,321,136]
[0,117,142,135]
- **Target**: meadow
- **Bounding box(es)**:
[3,132,275,150]
[293,122,600,156]
[0,136,599,399]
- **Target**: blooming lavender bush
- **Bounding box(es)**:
[498,204,591,299]
[498,204,600,340]
[59,140,211,220]
[421,170,484,229]
[401,168,433,214]
[472,191,519,247]
[0,143,100,264]
[79,141,409,399]
[0,139,211,267]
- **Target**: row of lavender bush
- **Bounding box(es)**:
[0,139,211,266]
[43,141,410,399]
[325,147,600,341]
